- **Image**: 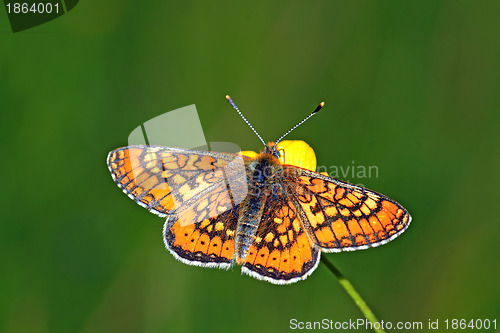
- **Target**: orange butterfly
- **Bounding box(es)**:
[107,96,411,284]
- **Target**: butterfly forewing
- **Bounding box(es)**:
[107,145,249,225]
[283,167,411,252]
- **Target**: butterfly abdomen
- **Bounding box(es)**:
[235,154,282,264]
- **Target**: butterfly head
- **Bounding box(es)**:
[264,142,281,159]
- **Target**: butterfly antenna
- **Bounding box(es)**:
[273,101,325,148]
[226,95,266,146]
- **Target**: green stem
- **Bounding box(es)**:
[321,256,385,333]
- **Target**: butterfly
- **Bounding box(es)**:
[107,96,411,285]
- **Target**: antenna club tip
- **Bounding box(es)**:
[225,95,231,100]
[313,101,325,113]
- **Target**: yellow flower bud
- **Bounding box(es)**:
[240,141,319,173]
[239,151,259,159]
[275,140,317,172]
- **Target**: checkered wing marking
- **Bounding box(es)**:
[163,204,240,269]
[283,167,412,252]
[107,145,249,225]
[241,190,320,285]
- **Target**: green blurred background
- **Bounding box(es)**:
[1,1,499,332]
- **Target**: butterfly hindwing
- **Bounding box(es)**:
[241,191,320,284]
[284,167,411,252]
[163,204,240,268]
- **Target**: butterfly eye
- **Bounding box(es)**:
[273,148,282,159]
[274,148,285,159]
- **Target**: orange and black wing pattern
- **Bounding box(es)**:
[108,145,249,268]
[163,204,240,269]
[107,145,248,220]
[284,167,411,252]
[241,190,320,284]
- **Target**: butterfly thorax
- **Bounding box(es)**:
[235,150,283,264]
